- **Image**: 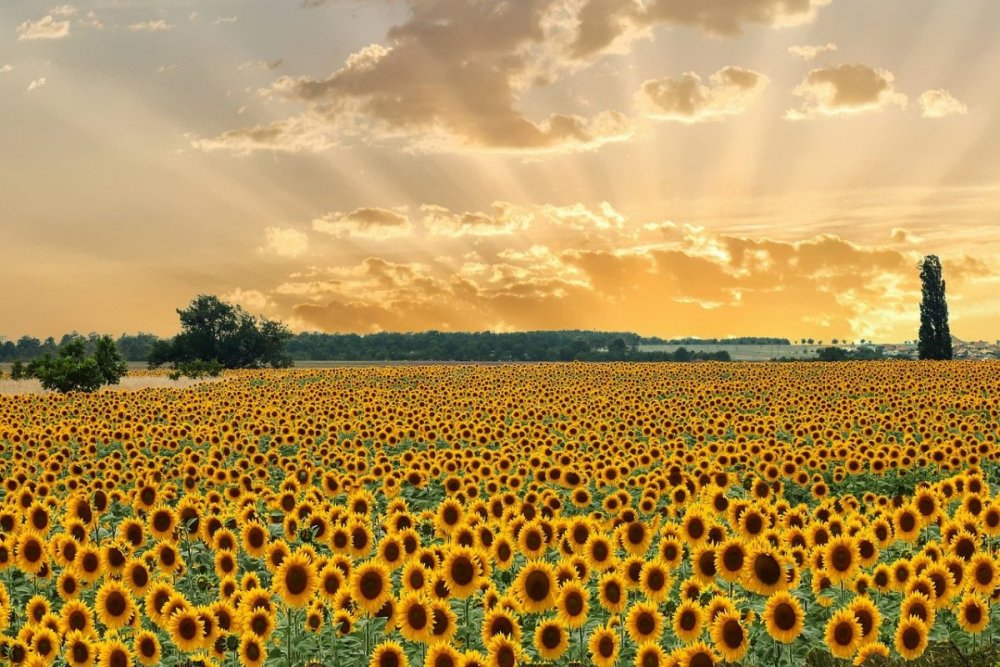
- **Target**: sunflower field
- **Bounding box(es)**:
[3,362,1000,667]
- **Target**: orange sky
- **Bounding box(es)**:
[2,0,999,342]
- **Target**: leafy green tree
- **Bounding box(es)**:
[94,335,128,385]
[918,255,953,360]
[150,295,293,369]
[9,360,26,380]
[33,339,105,393]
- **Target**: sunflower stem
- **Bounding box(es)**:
[286,606,293,667]
[464,596,471,649]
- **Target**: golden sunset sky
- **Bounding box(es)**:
[2,0,999,342]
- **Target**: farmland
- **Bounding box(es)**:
[2,362,1000,666]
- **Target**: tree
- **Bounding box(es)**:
[607,337,627,359]
[94,335,128,385]
[918,255,953,360]
[149,295,293,369]
[33,339,105,393]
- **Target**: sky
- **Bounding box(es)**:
[2,0,999,343]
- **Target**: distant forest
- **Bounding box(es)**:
[0,331,791,363]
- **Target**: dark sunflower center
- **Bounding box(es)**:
[565,591,583,616]
[451,556,475,586]
[774,602,796,631]
[636,612,655,635]
[833,621,854,646]
[106,591,127,617]
[722,619,743,648]
[903,626,921,650]
[360,571,384,600]
[525,570,551,601]
[831,546,852,572]
[408,604,428,630]
[286,565,308,595]
[754,554,781,585]
[598,635,615,657]
[541,625,561,648]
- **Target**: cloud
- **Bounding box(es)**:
[17,15,71,40]
[129,20,174,32]
[301,0,330,6]
[785,64,907,120]
[637,66,769,123]
[239,59,284,71]
[192,113,336,154]
[421,203,532,238]
[224,288,276,312]
[214,16,238,25]
[312,207,413,239]
[196,1,642,154]
[27,78,47,92]
[50,5,76,16]
[570,0,834,58]
[0,65,13,75]
[261,227,309,258]
[80,11,104,29]
[891,227,923,244]
[788,43,837,60]
[919,89,967,118]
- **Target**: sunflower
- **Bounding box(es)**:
[14,531,47,576]
[60,599,94,636]
[513,560,557,613]
[239,632,267,667]
[597,571,627,614]
[371,641,408,667]
[424,644,461,667]
[31,626,59,663]
[486,634,521,667]
[317,561,345,603]
[710,610,748,663]
[965,553,997,595]
[534,620,569,660]
[242,608,275,639]
[397,594,432,643]
[431,600,458,642]
[900,593,936,627]
[64,631,96,667]
[853,642,890,666]
[848,597,881,645]
[148,506,177,541]
[635,642,668,667]
[273,551,317,608]
[98,639,133,667]
[169,607,205,653]
[441,546,483,598]
[640,560,672,602]
[143,583,174,627]
[556,581,589,629]
[619,521,653,556]
[491,536,516,571]
[478,606,519,647]
[122,559,151,598]
[26,594,51,625]
[241,522,269,558]
[95,580,135,630]
[351,561,392,615]
[742,543,787,596]
[957,593,989,634]
[894,618,928,660]
[76,546,103,582]
[762,592,804,643]
[680,642,719,667]
[621,601,661,647]
[824,608,861,659]
[714,539,746,583]
[893,505,921,542]
[517,520,548,559]
[672,600,703,643]
[824,536,860,585]
[133,631,161,667]
[583,535,616,572]
[588,625,619,667]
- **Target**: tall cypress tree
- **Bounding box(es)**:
[918,255,953,360]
